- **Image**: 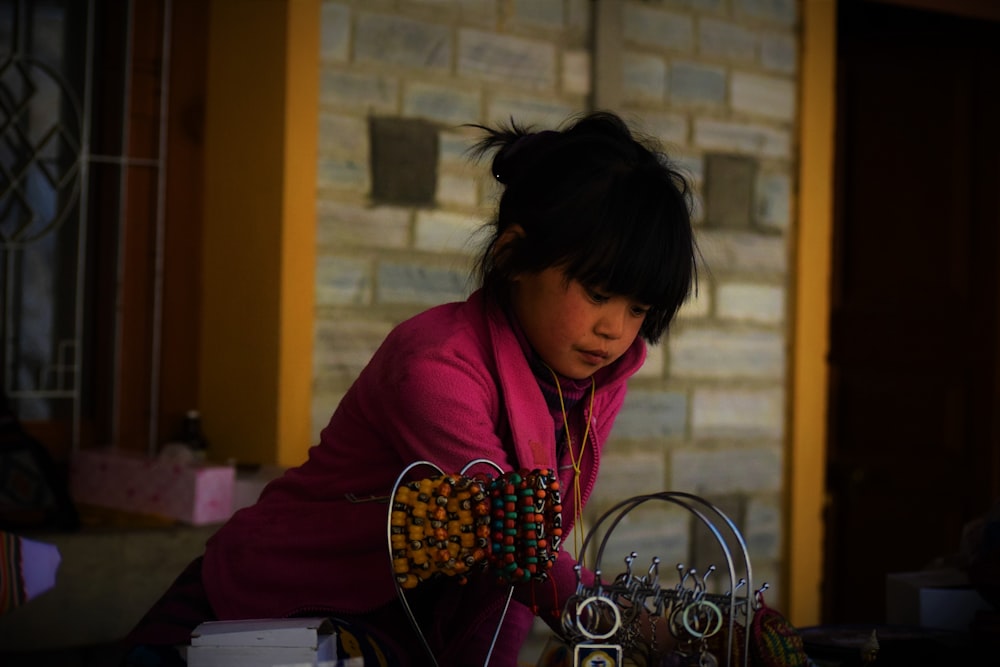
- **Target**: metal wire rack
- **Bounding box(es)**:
[386,460,764,667]
[560,491,761,667]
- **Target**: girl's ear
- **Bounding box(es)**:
[494,223,525,283]
[494,224,525,256]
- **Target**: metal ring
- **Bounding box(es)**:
[576,595,622,641]
[667,602,687,639]
[682,599,724,639]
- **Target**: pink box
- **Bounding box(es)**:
[70,448,235,525]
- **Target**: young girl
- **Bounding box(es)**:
[126,110,697,666]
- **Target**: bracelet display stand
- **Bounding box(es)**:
[386,459,514,667]
[387,461,762,667]
[561,492,761,667]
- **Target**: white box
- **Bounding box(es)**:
[886,569,993,632]
[187,617,357,667]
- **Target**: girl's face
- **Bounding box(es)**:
[510,267,649,380]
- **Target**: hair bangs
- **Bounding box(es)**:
[558,165,695,342]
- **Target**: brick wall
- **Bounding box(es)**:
[314,0,798,621]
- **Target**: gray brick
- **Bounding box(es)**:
[677,285,711,319]
[567,0,590,31]
[562,49,591,96]
[585,504,692,576]
[439,130,478,166]
[514,0,564,27]
[623,5,694,53]
[635,110,689,148]
[355,13,451,70]
[403,81,481,126]
[458,29,557,89]
[691,387,784,439]
[761,32,797,73]
[320,2,350,62]
[315,256,373,306]
[321,69,399,113]
[313,318,394,377]
[317,112,368,155]
[317,156,369,192]
[670,446,783,494]
[435,172,479,207]
[613,389,688,440]
[414,209,481,252]
[316,201,410,249]
[487,95,579,128]
[671,153,704,184]
[457,0,497,24]
[690,494,746,576]
[670,328,784,380]
[697,230,788,274]
[623,52,667,103]
[756,171,792,231]
[744,496,782,561]
[693,118,791,159]
[633,342,664,380]
[691,191,705,223]
[717,282,785,324]
[670,61,726,105]
[736,0,798,26]
[588,451,666,511]
[731,72,796,122]
[698,18,757,62]
[311,390,345,447]
[676,0,726,10]
[377,261,469,305]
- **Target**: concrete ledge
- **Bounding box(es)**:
[0,523,216,651]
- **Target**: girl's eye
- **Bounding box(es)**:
[630,305,650,317]
[588,290,610,304]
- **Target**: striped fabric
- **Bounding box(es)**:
[750,599,812,667]
[0,530,26,614]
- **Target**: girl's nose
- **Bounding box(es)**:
[595,304,626,339]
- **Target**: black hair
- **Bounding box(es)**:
[468,111,698,344]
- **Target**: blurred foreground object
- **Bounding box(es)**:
[1,530,61,614]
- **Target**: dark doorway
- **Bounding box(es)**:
[824,0,1000,623]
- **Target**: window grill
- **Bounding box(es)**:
[0,0,172,455]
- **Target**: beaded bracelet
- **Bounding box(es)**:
[487,469,563,584]
[390,468,562,589]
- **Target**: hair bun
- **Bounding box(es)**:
[493,130,559,185]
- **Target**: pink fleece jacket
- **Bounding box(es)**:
[201,289,645,665]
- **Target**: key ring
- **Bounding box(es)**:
[576,595,622,641]
[682,599,723,639]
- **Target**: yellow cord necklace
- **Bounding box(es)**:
[546,365,595,565]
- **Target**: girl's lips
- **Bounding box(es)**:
[578,348,609,365]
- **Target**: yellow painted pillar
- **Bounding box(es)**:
[788,0,837,626]
[200,0,319,467]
